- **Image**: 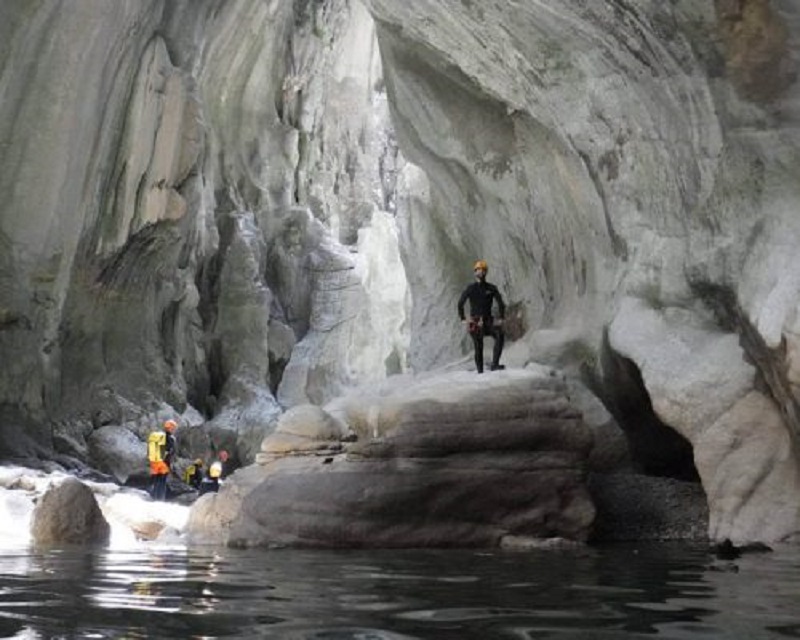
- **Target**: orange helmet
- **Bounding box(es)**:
[163,419,178,433]
[473,260,488,272]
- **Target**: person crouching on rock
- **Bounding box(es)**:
[457,259,506,374]
[183,458,204,490]
[147,419,177,500]
[199,461,223,496]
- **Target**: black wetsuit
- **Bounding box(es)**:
[199,477,220,496]
[457,279,506,373]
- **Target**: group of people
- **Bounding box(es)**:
[145,259,504,501]
[183,450,229,496]
[147,419,230,501]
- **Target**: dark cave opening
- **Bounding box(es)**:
[599,334,700,483]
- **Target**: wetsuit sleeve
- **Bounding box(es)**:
[457,285,470,320]
[165,434,176,466]
[493,285,506,319]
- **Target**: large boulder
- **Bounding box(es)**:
[187,368,596,548]
[30,478,110,547]
[87,425,148,484]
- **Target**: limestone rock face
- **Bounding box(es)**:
[187,369,596,548]
[360,0,800,542]
[0,1,408,467]
[31,478,110,547]
[86,426,148,484]
[696,391,800,543]
[4,0,800,546]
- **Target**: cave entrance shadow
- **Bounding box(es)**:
[599,331,700,483]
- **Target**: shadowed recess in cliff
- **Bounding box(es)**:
[600,331,700,483]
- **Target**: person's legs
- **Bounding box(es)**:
[153,473,167,500]
[470,330,485,373]
[490,325,505,370]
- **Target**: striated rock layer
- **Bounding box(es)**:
[2,0,800,544]
[0,1,408,468]
[360,0,800,542]
[187,369,596,548]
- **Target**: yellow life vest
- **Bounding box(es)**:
[183,463,199,484]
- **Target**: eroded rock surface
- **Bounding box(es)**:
[360,0,800,543]
[0,0,408,472]
[188,368,596,548]
[3,1,800,544]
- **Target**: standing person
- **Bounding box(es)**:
[457,259,506,373]
[147,419,177,500]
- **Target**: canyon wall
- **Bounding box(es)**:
[362,0,800,542]
[2,0,800,542]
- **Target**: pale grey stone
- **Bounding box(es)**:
[3,0,800,545]
[188,369,596,548]
[87,426,148,484]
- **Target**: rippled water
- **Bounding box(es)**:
[0,543,798,639]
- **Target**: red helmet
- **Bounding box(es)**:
[218,450,229,462]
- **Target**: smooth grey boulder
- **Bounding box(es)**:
[188,369,596,548]
[258,403,348,456]
[86,426,148,484]
[30,478,110,547]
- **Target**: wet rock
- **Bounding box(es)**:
[712,538,772,560]
[31,478,110,547]
[96,490,189,544]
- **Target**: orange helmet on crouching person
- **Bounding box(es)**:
[163,419,178,433]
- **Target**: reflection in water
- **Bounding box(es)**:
[0,543,797,638]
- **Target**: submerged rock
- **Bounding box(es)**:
[187,368,596,548]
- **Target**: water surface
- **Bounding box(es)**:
[0,543,798,639]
